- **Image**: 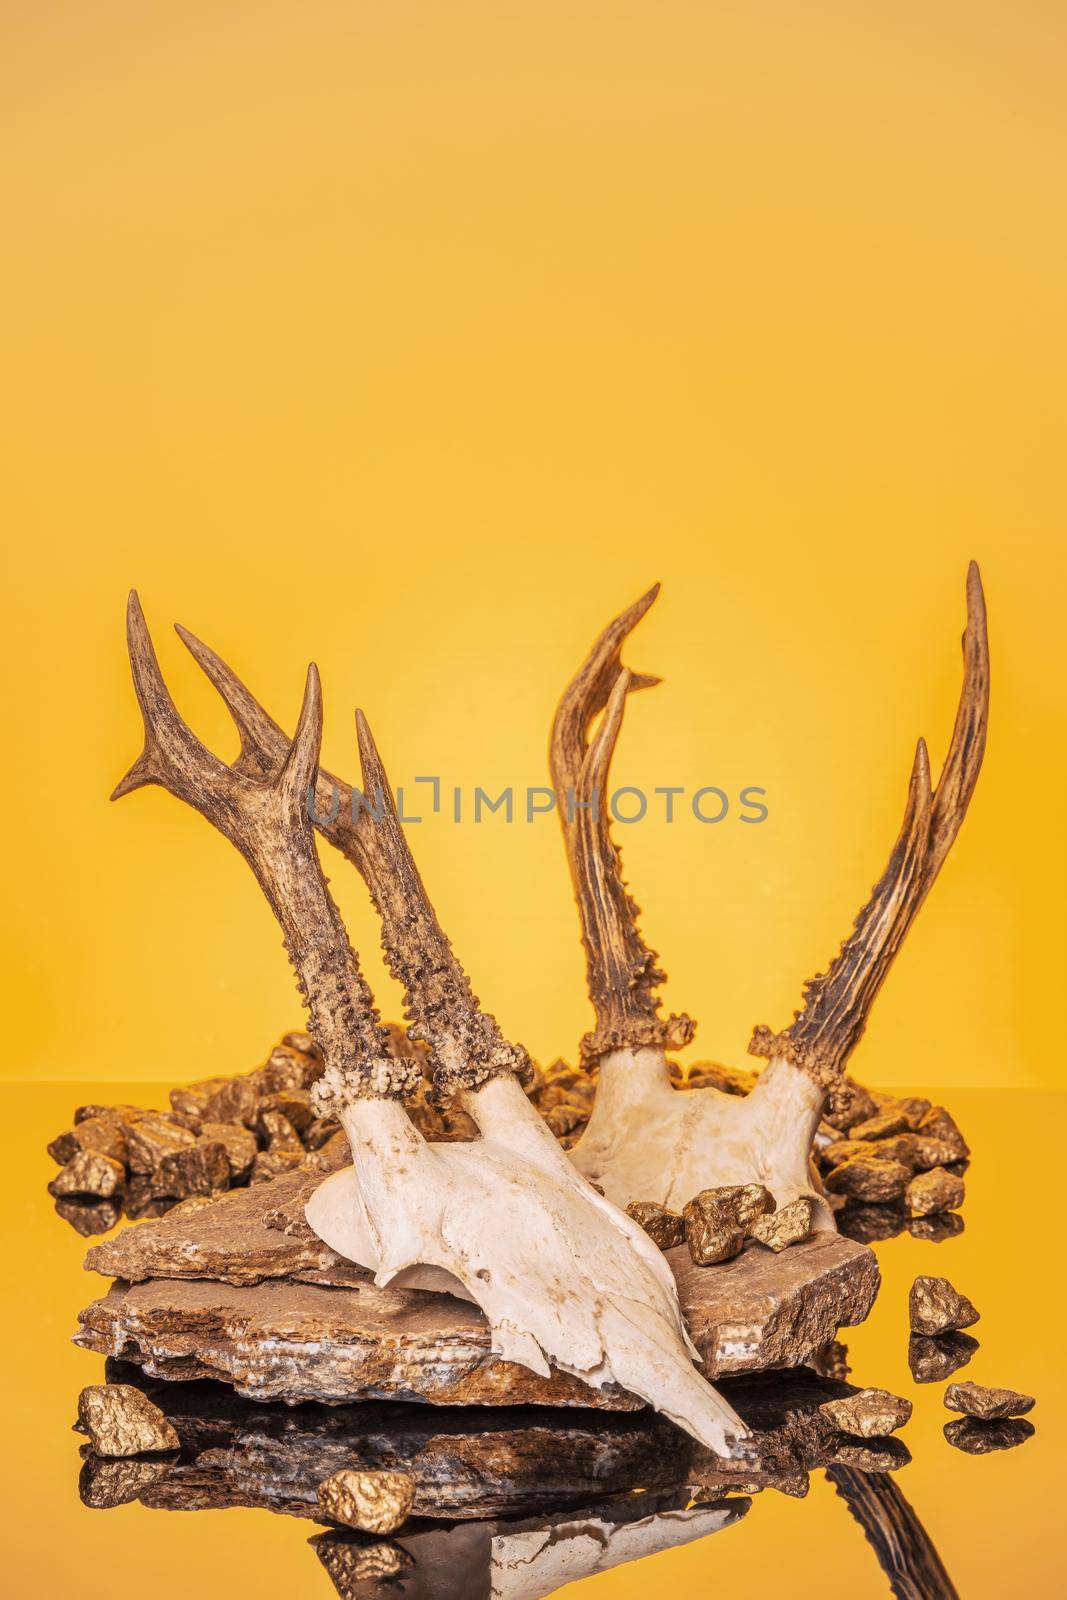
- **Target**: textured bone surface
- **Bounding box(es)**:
[909,1276,980,1336]
[76,1384,179,1457]
[943,1381,1035,1419]
[317,1468,414,1533]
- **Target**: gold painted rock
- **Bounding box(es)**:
[943,1381,1034,1419]
[317,1468,415,1534]
[905,1166,965,1218]
[909,1275,979,1336]
[749,1198,815,1253]
[625,1201,686,1250]
[77,1384,179,1458]
[825,1157,911,1203]
[818,1387,912,1437]
[152,1138,231,1200]
[48,1151,126,1200]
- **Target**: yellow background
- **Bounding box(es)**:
[4,0,1064,1090]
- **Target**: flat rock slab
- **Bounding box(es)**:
[76,1226,877,1407]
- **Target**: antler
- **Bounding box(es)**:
[173,623,530,1096]
[749,562,989,1088]
[548,585,694,1068]
[113,593,414,1106]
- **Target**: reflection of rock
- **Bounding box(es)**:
[908,1332,979,1385]
[310,1490,748,1600]
[908,1212,965,1244]
[827,1465,959,1599]
[77,1361,908,1523]
[943,1417,1035,1455]
[943,1382,1034,1420]
[77,1170,878,1404]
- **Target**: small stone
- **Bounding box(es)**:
[54,1197,122,1236]
[123,1176,172,1221]
[200,1120,257,1181]
[305,1117,341,1150]
[826,1156,911,1203]
[943,1381,1035,1419]
[258,1109,305,1153]
[625,1200,687,1250]
[256,1089,315,1135]
[749,1197,815,1252]
[908,1211,965,1243]
[819,1387,912,1437]
[169,1078,230,1125]
[48,1151,126,1200]
[282,1030,322,1059]
[256,1048,319,1093]
[543,1101,588,1137]
[79,1454,172,1508]
[77,1384,180,1457]
[894,1096,933,1129]
[849,1108,911,1142]
[944,1417,1034,1455]
[906,1166,965,1218]
[908,1134,967,1171]
[316,1468,415,1534]
[74,1102,146,1126]
[152,1139,231,1200]
[127,1115,198,1174]
[683,1061,760,1096]
[824,1076,879,1131]
[48,1113,128,1167]
[908,1330,980,1384]
[250,1149,304,1184]
[826,1436,911,1472]
[909,1275,979,1336]
[682,1191,746,1265]
[202,1075,261,1127]
[916,1106,969,1161]
[809,1340,850,1382]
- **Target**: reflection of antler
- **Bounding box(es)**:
[553,570,987,1216]
[827,1465,959,1600]
[121,599,746,1457]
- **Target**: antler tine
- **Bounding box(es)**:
[116,596,405,1099]
[550,586,693,1069]
[177,615,530,1096]
[750,563,989,1088]
[353,708,532,1095]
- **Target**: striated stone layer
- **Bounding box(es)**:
[77,1220,877,1407]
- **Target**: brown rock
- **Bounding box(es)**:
[625,1200,686,1250]
[258,1109,305,1153]
[907,1134,967,1171]
[819,1387,912,1437]
[906,1167,965,1218]
[543,1101,588,1137]
[944,1381,1035,1419]
[169,1077,230,1125]
[908,1330,980,1384]
[749,1197,815,1252]
[77,1384,179,1457]
[909,1275,979,1336]
[849,1109,911,1142]
[305,1117,341,1150]
[682,1061,760,1096]
[825,1157,911,1203]
[54,1197,122,1236]
[200,1120,257,1181]
[48,1113,128,1167]
[74,1102,148,1126]
[317,1468,415,1534]
[152,1139,231,1200]
[48,1151,126,1199]
[202,1075,262,1127]
[824,1076,879,1131]
[257,1089,315,1135]
[127,1115,198,1173]
[250,1149,305,1184]
[123,1177,172,1222]
[809,1339,850,1382]
[255,1047,320,1094]
[78,1454,172,1508]
[77,1228,879,1400]
[282,1029,322,1058]
[944,1417,1034,1454]
[917,1106,969,1161]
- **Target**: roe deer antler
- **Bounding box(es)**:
[136,602,747,1456]
[553,567,988,1221]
